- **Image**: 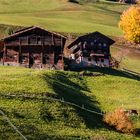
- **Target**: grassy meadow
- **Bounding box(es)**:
[0,0,139,140]
[0,0,129,36]
[0,66,140,139]
[111,46,140,73]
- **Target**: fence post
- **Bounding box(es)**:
[62,97,64,102]
[82,104,84,109]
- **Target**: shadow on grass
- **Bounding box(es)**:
[42,68,140,131]
[70,67,140,81]
[42,71,104,129]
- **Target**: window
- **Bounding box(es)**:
[95,57,99,62]
[43,54,50,64]
[103,43,107,47]
[29,36,37,45]
[21,54,29,64]
[91,42,94,46]
[98,43,102,50]
[98,43,102,46]
[58,56,62,60]
[83,49,87,53]
[93,45,97,51]
[88,57,91,61]
[101,58,104,62]
[20,37,27,44]
[37,37,41,44]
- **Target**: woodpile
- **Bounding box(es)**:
[110,57,120,68]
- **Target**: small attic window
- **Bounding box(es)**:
[94,39,97,43]
[84,41,87,45]
[91,42,94,46]
[103,43,107,47]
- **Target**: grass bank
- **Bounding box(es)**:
[0,66,140,139]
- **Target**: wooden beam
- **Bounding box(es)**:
[41,39,44,67]
[3,43,6,65]
[27,37,30,68]
[52,33,54,46]
[19,39,22,64]
[61,37,64,70]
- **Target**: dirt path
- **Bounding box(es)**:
[113,46,130,62]
[113,44,140,57]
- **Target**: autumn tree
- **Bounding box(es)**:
[119,6,140,43]
[136,0,140,4]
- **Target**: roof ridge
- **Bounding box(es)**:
[14,26,34,33]
[1,26,66,40]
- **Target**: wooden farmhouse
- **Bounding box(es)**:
[0,26,66,69]
[67,32,115,68]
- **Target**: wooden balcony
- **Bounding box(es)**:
[5,36,63,47]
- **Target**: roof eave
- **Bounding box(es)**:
[1,26,67,41]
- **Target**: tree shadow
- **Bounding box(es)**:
[42,69,140,131]
[70,67,140,81]
[42,71,104,129]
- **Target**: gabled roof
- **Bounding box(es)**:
[67,31,115,49]
[1,26,67,41]
[14,26,34,33]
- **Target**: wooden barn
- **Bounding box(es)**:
[0,26,66,69]
[67,32,115,68]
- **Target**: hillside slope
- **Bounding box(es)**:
[111,44,140,73]
[0,0,129,36]
[0,67,140,140]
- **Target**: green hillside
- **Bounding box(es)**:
[0,1,139,140]
[111,45,140,73]
[0,0,129,36]
[0,67,140,140]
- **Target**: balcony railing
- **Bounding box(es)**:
[5,36,63,46]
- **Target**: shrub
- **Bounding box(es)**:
[103,108,135,134]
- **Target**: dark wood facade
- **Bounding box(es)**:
[67,32,115,68]
[0,26,66,69]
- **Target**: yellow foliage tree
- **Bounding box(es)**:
[119,6,140,43]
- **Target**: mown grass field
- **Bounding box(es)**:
[0,0,129,36]
[0,66,140,139]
